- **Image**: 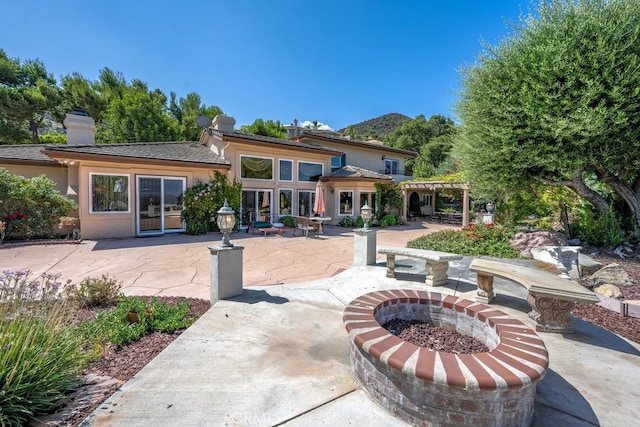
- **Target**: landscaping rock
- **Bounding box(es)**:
[590,263,634,287]
[594,284,624,299]
[510,230,568,258]
[578,254,603,277]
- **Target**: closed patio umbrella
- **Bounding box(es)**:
[313,180,325,216]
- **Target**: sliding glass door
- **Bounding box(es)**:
[241,189,272,228]
[137,176,186,235]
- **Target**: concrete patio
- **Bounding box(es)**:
[1,221,638,426]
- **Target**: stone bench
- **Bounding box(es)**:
[377,246,463,286]
[469,258,600,333]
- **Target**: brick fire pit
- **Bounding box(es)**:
[343,289,549,426]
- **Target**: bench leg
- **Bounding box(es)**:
[425,260,449,287]
[385,254,396,278]
[475,273,495,303]
[527,293,576,333]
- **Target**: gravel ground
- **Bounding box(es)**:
[36,250,640,426]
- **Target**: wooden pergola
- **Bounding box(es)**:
[400,181,470,227]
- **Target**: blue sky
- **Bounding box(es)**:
[2,1,527,130]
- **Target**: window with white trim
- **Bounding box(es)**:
[279,189,292,215]
[241,156,273,180]
[331,154,346,172]
[339,190,354,216]
[384,159,398,174]
[279,159,293,181]
[90,173,130,213]
[298,161,323,182]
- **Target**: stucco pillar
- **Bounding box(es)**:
[209,244,244,304]
[354,228,377,266]
[462,188,470,227]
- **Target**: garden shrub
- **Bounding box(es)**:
[570,206,625,249]
[356,216,365,228]
[0,168,77,240]
[64,274,123,307]
[279,215,294,227]
[77,296,195,347]
[408,223,520,258]
[338,216,356,227]
[0,271,87,426]
[181,172,241,235]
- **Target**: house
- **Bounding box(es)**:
[201,115,416,229]
[0,112,417,239]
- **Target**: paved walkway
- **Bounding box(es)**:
[1,221,639,426]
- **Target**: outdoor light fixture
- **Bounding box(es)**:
[216,199,236,247]
[361,203,373,229]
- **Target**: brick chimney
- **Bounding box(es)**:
[211,115,236,132]
[63,109,96,145]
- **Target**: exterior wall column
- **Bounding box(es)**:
[462,188,470,227]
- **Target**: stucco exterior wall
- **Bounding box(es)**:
[75,160,221,239]
[2,164,69,195]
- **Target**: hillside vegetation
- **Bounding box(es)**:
[339,113,409,140]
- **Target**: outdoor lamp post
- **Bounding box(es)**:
[216,199,236,247]
[361,203,373,229]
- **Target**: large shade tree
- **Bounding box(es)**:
[455,0,640,226]
[384,114,456,177]
[0,50,67,144]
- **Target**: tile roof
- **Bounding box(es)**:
[41,142,230,166]
[322,165,393,181]
[293,130,418,157]
[212,130,343,155]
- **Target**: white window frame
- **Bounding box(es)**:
[331,154,346,171]
[240,155,274,181]
[89,172,131,214]
[279,188,293,215]
[384,159,399,175]
[279,159,293,182]
[339,190,354,216]
[297,161,324,182]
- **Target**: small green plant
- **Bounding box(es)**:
[338,216,356,227]
[279,215,295,227]
[77,296,196,347]
[570,206,625,249]
[64,274,123,307]
[0,271,87,426]
[408,222,520,258]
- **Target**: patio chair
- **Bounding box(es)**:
[292,216,319,238]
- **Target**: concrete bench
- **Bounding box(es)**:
[469,258,600,333]
[377,246,463,286]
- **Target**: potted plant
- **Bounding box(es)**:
[59,216,77,227]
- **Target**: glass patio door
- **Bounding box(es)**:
[241,189,272,228]
[137,176,186,235]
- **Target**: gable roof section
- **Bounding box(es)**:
[41,142,230,168]
[322,165,393,182]
[208,129,343,156]
[292,130,418,158]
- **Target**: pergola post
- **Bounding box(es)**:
[462,187,470,227]
[402,189,408,222]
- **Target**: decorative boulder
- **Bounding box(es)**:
[594,284,623,299]
[589,263,634,287]
[510,231,568,258]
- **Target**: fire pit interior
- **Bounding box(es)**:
[343,289,549,426]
